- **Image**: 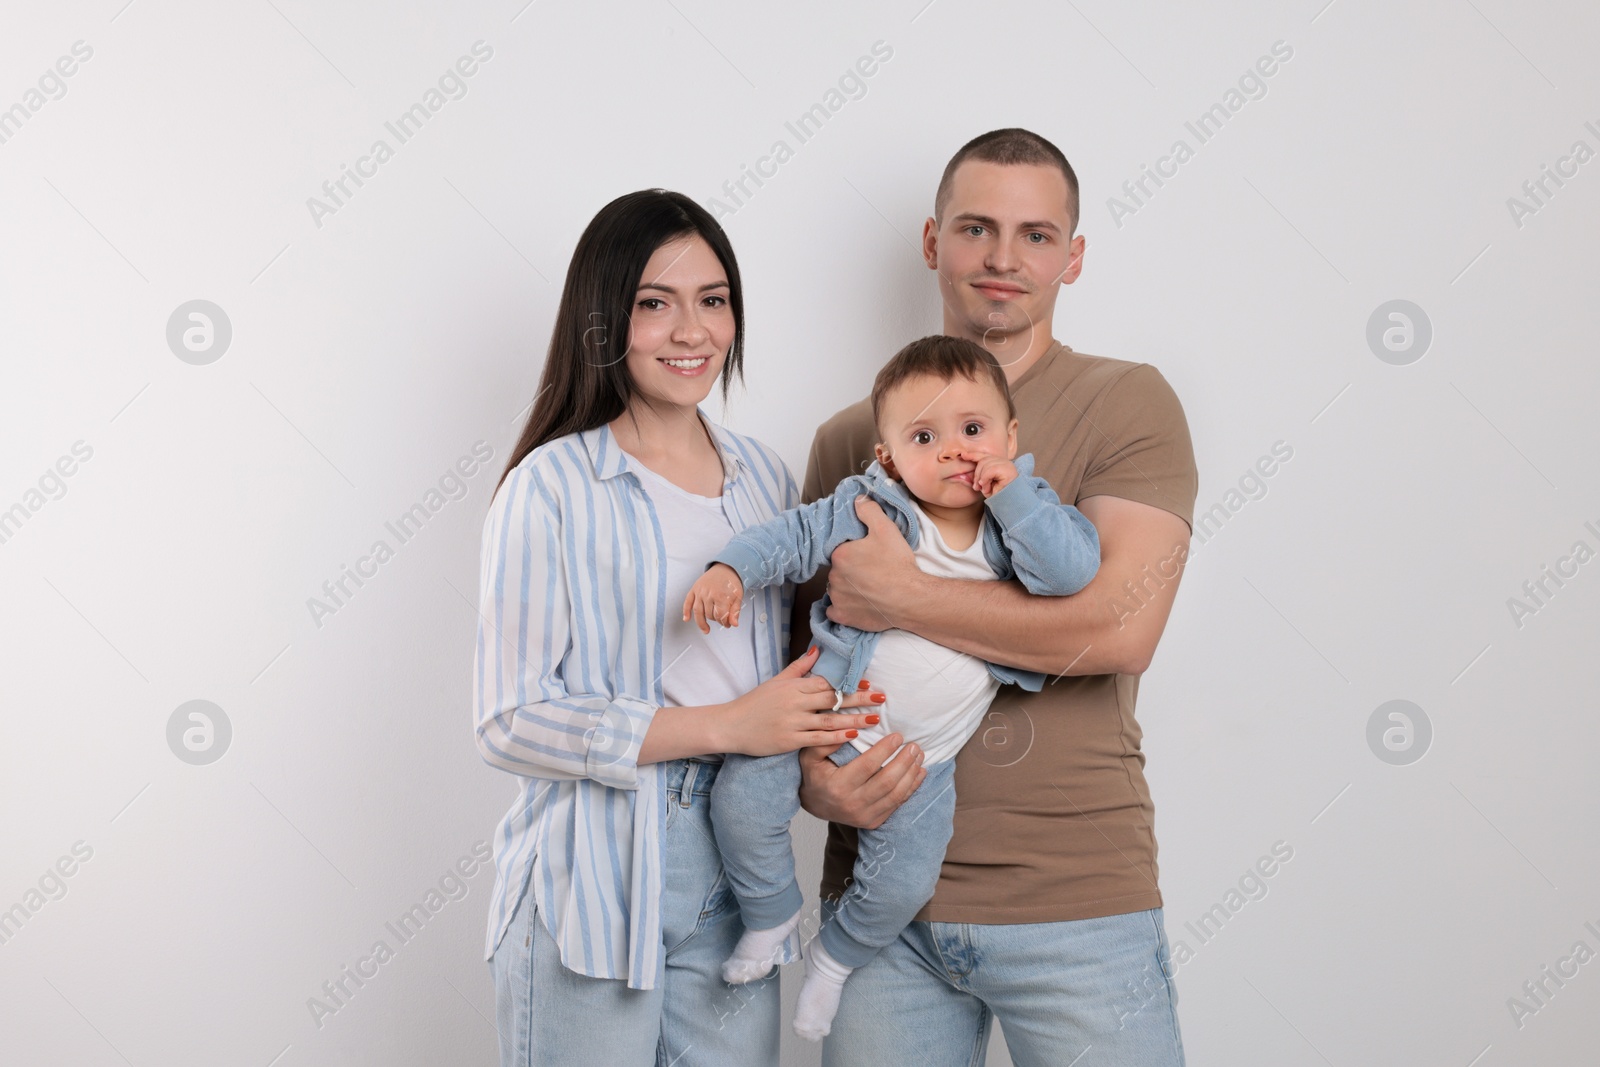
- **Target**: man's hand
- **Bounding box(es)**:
[957,450,1018,497]
[824,498,921,633]
[798,734,927,829]
[684,562,744,634]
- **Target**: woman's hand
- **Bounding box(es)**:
[716,647,885,757]
[684,562,745,634]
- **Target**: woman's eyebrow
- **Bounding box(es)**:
[636,280,729,294]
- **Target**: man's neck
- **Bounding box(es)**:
[941,315,1058,385]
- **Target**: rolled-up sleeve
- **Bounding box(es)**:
[473,462,655,789]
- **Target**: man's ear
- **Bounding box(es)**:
[1005,418,1019,460]
[1055,234,1087,286]
[922,217,939,270]
[873,442,900,480]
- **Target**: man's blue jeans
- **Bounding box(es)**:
[712,745,957,966]
[820,903,1186,1067]
[489,758,779,1066]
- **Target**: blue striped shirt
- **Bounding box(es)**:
[473,412,799,989]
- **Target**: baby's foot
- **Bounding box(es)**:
[721,909,802,984]
[792,939,853,1041]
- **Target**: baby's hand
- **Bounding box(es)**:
[684,563,745,634]
[958,451,1019,497]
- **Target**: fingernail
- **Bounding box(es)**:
[865,715,880,724]
[870,693,886,703]
[846,730,858,738]
[857,679,871,689]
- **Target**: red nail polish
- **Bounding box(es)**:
[870,693,886,703]
[846,730,859,738]
[857,679,871,689]
[865,715,880,725]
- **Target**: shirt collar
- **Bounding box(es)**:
[581,407,750,485]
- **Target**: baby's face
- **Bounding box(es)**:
[874,372,1018,509]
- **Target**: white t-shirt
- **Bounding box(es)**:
[632,461,761,761]
[849,498,1001,765]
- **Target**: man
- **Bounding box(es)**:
[792,128,1197,1066]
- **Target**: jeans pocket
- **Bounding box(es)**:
[700,870,733,921]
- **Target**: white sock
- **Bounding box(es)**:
[721,908,802,985]
[793,939,854,1042]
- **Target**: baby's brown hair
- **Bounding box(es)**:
[870,335,1016,432]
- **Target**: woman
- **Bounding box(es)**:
[474,189,884,1066]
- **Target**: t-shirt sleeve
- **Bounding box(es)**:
[801,399,876,504]
[800,429,832,507]
[790,400,875,658]
[1076,363,1198,528]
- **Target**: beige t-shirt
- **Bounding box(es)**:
[796,341,1198,924]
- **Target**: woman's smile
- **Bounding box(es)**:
[658,354,713,375]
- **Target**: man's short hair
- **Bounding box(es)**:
[871,334,1017,431]
[933,127,1080,235]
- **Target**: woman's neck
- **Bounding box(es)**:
[610,396,701,455]
[608,399,724,493]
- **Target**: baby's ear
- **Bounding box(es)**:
[873,442,899,480]
[1005,418,1019,459]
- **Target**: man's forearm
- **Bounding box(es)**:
[889,497,1193,677]
[895,570,1136,676]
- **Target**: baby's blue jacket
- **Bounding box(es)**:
[711,453,1100,695]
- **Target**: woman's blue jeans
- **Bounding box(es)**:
[490,758,779,1066]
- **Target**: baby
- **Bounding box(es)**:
[684,334,1101,1040]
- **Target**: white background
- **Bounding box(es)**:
[2,1,1597,1064]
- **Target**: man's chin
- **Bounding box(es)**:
[960,298,1027,325]
[966,315,1036,355]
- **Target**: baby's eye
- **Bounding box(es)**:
[912,430,933,445]
[963,422,983,436]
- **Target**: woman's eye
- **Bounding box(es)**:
[638,298,664,310]
[964,422,983,436]
[912,431,933,445]
[703,295,726,307]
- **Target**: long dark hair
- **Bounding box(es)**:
[496,189,746,492]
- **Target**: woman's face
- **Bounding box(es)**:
[621,234,735,412]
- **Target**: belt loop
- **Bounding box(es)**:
[680,759,699,807]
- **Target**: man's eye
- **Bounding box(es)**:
[964,422,983,436]
[1026,232,1047,243]
[912,431,933,445]
[966,225,984,237]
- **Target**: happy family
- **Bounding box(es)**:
[472,127,1199,1067]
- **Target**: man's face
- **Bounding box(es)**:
[873,372,1018,510]
[923,161,1085,368]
